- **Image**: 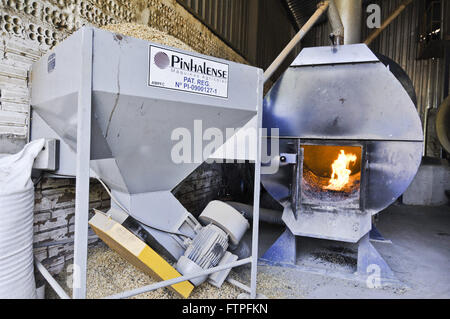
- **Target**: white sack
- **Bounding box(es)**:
[0,139,45,298]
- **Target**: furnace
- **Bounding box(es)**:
[260,43,423,283]
[301,144,362,208]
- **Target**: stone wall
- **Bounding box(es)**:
[33,178,109,274]
[403,160,450,206]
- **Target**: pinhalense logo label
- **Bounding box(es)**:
[154,51,170,69]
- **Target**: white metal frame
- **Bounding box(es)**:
[72,27,93,300]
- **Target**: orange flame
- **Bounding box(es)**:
[325,150,357,191]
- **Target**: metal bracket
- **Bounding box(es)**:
[72,28,93,299]
[208,252,238,288]
[279,153,297,164]
[357,233,397,285]
[260,228,296,265]
[291,141,303,219]
[33,138,59,171]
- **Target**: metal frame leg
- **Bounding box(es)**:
[369,225,392,244]
[35,259,70,299]
[260,228,296,265]
[250,87,263,298]
[72,28,93,299]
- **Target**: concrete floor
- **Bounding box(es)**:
[238,204,450,299]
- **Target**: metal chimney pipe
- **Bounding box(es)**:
[334,0,362,44]
[327,0,345,44]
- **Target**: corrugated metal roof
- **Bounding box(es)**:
[177,0,250,59]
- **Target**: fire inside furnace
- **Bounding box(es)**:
[301,145,362,205]
[325,150,357,191]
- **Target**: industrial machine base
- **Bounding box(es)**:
[259,228,405,288]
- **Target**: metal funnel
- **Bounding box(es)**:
[31,27,263,259]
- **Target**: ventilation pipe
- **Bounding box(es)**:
[334,0,362,44]
[327,0,345,44]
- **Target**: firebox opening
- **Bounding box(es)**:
[301,145,362,206]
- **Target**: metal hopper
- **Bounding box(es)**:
[31,27,262,262]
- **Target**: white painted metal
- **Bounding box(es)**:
[29,112,77,175]
[226,278,251,293]
[176,256,208,286]
[291,43,379,66]
[32,138,58,171]
[199,200,249,245]
[209,252,238,288]
[34,259,70,299]
[72,28,93,299]
[176,224,228,286]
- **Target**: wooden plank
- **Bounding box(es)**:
[89,211,194,298]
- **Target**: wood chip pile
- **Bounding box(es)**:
[102,23,194,52]
[50,243,243,299]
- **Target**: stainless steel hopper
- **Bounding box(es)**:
[30,27,263,297]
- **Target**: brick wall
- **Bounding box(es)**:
[33,178,110,274]
[0,0,246,275]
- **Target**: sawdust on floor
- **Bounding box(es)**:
[49,243,244,299]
